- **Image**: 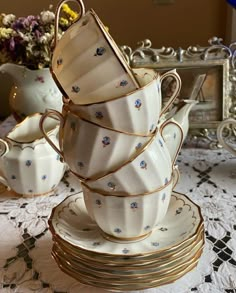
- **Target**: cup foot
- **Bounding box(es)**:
[100,229,152,244]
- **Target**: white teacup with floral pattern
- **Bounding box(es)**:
[51,0,139,105]
[81,167,179,242]
[39,109,153,180]
[63,68,181,136]
[0,114,66,197]
[83,120,183,195]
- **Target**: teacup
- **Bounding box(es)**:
[0,114,66,197]
[63,68,181,135]
[82,128,174,195]
[82,167,179,241]
[39,109,153,180]
[51,0,139,105]
[217,118,236,155]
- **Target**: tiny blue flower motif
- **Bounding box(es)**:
[77,162,84,169]
[107,182,116,190]
[72,85,80,93]
[160,227,168,232]
[70,121,76,131]
[11,175,16,180]
[57,58,63,66]
[165,178,168,185]
[140,160,147,169]
[114,228,122,234]
[162,193,166,202]
[144,225,151,230]
[95,111,103,119]
[25,160,32,167]
[130,202,138,209]
[94,47,106,56]
[135,142,142,150]
[119,80,128,87]
[149,124,155,133]
[92,242,100,246]
[42,175,47,180]
[122,248,129,254]
[174,132,176,139]
[95,199,102,206]
[102,136,111,147]
[151,242,159,247]
[159,139,163,147]
[176,207,183,215]
[134,99,142,110]
[56,154,60,161]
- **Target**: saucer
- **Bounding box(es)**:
[48,191,203,256]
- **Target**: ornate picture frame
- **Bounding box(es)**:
[120,37,236,148]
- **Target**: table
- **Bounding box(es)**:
[0,116,236,292]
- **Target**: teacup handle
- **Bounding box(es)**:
[53,0,86,49]
[160,118,184,167]
[217,118,236,155]
[39,110,65,162]
[172,165,180,190]
[0,139,11,190]
[160,69,182,117]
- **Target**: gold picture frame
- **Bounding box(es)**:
[120,37,235,148]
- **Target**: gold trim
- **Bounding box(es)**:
[5,113,59,144]
[80,128,160,183]
[51,246,202,288]
[52,240,203,279]
[48,191,204,258]
[63,108,156,137]
[63,68,159,106]
[52,223,204,264]
[100,229,152,243]
[81,174,173,197]
[53,230,204,271]
[89,8,140,89]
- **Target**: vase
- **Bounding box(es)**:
[0,63,63,121]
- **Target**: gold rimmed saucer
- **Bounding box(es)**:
[52,243,203,291]
[48,191,204,257]
[52,229,204,277]
[52,222,204,266]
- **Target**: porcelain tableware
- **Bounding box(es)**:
[53,226,204,268]
[63,68,181,135]
[217,118,236,155]
[52,0,140,105]
[48,191,204,256]
[81,170,177,240]
[83,121,182,195]
[52,240,203,279]
[40,109,152,180]
[0,114,66,196]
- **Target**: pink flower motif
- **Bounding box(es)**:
[35,76,44,83]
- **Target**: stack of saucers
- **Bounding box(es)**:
[42,0,203,289]
[48,191,204,291]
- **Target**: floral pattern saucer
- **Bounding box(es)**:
[48,191,203,256]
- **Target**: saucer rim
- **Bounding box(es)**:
[48,190,204,257]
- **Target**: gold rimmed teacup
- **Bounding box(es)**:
[39,108,154,180]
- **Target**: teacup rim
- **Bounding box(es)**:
[5,113,59,145]
[63,68,159,106]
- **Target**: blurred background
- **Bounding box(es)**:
[0,0,232,48]
[0,0,233,118]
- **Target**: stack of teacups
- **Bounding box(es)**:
[40,0,184,242]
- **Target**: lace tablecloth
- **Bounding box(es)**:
[0,116,236,292]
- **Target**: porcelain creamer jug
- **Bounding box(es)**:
[0,114,66,196]
[0,63,63,121]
